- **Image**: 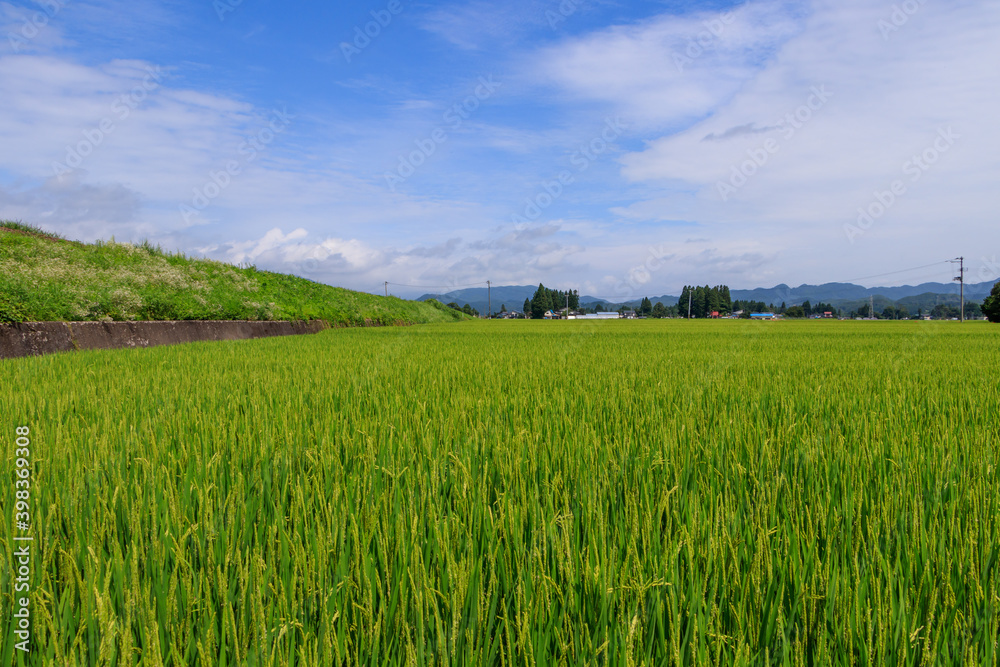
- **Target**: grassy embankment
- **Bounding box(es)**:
[0,221,465,326]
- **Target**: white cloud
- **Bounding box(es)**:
[619,0,999,211]
[0,172,146,240]
[2,0,996,296]
[420,0,552,51]
[537,0,1000,285]
[0,51,496,252]
[533,1,805,129]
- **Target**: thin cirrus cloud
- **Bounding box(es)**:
[532,1,807,130]
[419,0,555,51]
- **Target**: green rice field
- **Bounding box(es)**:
[2,320,998,665]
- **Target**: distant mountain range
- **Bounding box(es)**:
[418,281,995,315]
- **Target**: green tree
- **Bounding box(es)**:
[981,283,1000,322]
[679,286,691,318]
[698,285,711,318]
[881,305,906,320]
[814,302,835,316]
[549,289,562,311]
[678,284,732,317]
[530,284,551,319]
[640,297,653,316]
[652,302,667,318]
[931,304,959,320]
[707,287,721,315]
[785,306,806,318]
[522,297,531,317]
[802,300,812,316]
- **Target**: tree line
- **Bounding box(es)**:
[678,285,732,318]
[454,280,1000,321]
[523,284,581,319]
[446,302,479,317]
[984,283,1000,322]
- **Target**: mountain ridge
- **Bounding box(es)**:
[418,280,996,315]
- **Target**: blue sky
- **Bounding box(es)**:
[1,0,998,298]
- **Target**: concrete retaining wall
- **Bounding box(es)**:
[0,320,329,360]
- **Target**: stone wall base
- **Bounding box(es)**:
[0,320,329,360]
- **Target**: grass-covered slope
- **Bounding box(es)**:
[0,221,465,326]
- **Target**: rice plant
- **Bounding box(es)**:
[1,320,997,665]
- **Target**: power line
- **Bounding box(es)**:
[380,258,964,304]
[385,281,490,290]
[578,292,663,300]
[547,262,959,301]
[843,260,953,285]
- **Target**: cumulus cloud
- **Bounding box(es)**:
[542,0,1000,285]
[1,0,996,296]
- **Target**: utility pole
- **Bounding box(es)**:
[385,281,388,297]
[687,289,692,319]
[870,295,874,320]
[953,257,965,322]
[487,280,492,319]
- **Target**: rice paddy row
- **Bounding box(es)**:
[1,320,998,665]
